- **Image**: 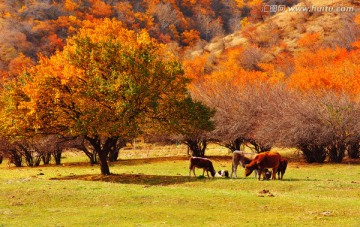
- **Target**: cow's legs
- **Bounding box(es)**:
[231,164,237,178]
[191,167,196,177]
[272,169,277,180]
[257,169,262,181]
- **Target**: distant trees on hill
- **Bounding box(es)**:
[0,0,272,72]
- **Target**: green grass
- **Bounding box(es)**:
[0,147,359,226]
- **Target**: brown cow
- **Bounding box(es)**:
[245,151,281,180]
[189,157,216,178]
[277,157,288,180]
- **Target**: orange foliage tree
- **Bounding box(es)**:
[288,47,360,97]
[88,0,112,18]
[3,19,210,174]
[297,32,321,52]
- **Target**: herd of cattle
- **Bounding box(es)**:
[189,151,288,180]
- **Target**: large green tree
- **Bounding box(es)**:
[4,19,206,175]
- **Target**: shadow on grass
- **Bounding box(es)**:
[56,156,190,168]
[113,155,232,166]
[114,156,189,166]
[51,173,204,186]
[50,173,322,186]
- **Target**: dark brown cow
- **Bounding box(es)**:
[277,157,288,180]
[245,151,281,180]
[189,157,216,178]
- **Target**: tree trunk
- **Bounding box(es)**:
[42,153,51,165]
[98,149,110,175]
[328,141,346,163]
[224,138,245,152]
[347,142,360,159]
[9,150,22,167]
[186,139,207,157]
[299,144,327,163]
[17,143,34,166]
[83,142,97,164]
[20,146,34,167]
[73,143,98,164]
[108,150,119,162]
[33,151,42,166]
[108,138,126,162]
[85,135,118,175]
[52,148,63,165]
[247,139,271,153]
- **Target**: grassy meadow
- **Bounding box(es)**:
[0,144,359,226]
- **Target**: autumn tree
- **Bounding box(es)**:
[288,47,360,97]
[19,2,67,20]
[152,2,179,34]
[194,14,224,41]
[190,63,277,152]
[255,89,360,163]
[88,0,112,18]
[252,88,327,163]
[4,18,209,175]
[163,97,215,157]
[0,138,22,167]
[323,94,360,163]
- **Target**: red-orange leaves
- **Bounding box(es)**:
[288,47,360,97]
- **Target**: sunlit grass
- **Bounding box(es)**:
[0,146,359,226]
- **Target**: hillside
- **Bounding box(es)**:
[194,0,359,66]
[0,0,250,73]
[0,0,358,87]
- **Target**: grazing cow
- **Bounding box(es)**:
[231,150,258,178]
[245,151,281,180]
[189,157,216,178]
[217,170,229,178]
[277,157,288,180]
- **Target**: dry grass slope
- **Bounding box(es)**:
[196,0,358,58]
